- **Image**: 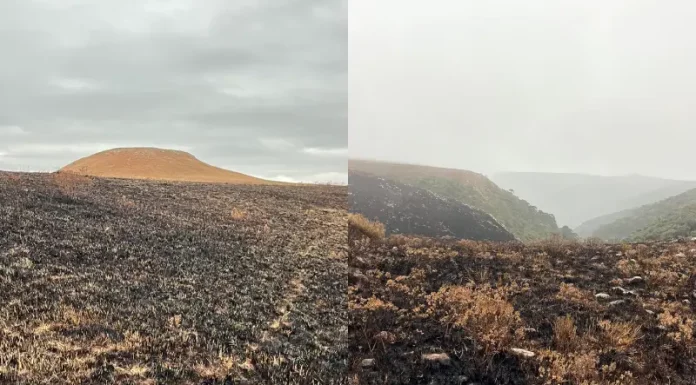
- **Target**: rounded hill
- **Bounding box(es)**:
[59,147,272,184]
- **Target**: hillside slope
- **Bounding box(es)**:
[0,171,347,383]
[492,172,696,228]
[349,171,515,242]
[591,188,696,241]
[574,209,633,238]
[60,147,272,184]
[349,159,557,241]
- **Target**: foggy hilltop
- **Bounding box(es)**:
[349,159,696,243]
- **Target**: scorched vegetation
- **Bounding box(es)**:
[350,220,696,385]
[0,171,348,384]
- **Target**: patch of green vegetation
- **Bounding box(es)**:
[559,225,579,240]
[593,188,696,242]
[627,204,696,242]
[413,176,559,241]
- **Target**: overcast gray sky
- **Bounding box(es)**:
[0,0,346,184]
[350,0,696,180]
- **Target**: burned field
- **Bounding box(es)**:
[0,172,348,384]
[350,225,696,385]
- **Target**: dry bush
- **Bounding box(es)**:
[426,283,524,352]
[583,237,605,248]
[646,269,685,288]
[52,171,93,197]
[538,350,599,384]
[616,259,642,277]
[529,251,552,272]
[556,283,595,309]
[457,239,491,255]
[599,320,640,352]
[553,315,579,352]
[349,296,399,337]
[533,234,577,257]
[658,302,695,343]
[348,213,385,242]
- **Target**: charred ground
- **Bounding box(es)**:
[349,171,515,242]
[349,228,696,385]
[0,172,348,385]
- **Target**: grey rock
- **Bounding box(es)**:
[422,353,451,365]
[510,347,535,358]
[595,293,611,299]
[626,276,643,284]
[612,286,636,296]
[609,300,625,306]
[361,358,375,368]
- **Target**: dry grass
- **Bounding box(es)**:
[350,236,692,385]
[426,283,524,352]
[599,320,641,352]
[538,350,600,384]
[231,207,247,220]
[556,283,596,309]
[658,302,694,343]
[553,315,579,352]
[348,213,385,241]
[51,170,93,197]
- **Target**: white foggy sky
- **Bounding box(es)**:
[349,0,696,180]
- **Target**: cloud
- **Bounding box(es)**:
[258,138,296,151]
[302,147,348,157]
[261,171,347,184]
[0,0,346,183]
[0,126,27,136]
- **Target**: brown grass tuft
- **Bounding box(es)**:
[556,283,595,309]
[426,283,524,352]
[231,207,247,220]
[348,213,385,241]
[599,320,641,352]
[553,315,579,352]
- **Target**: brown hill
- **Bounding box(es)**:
[60,147,274,184]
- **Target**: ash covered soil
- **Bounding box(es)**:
[350,230,696,385]
[0,172,348,385]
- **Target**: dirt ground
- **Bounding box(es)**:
[0,171,348,384]
[349,229,696,385]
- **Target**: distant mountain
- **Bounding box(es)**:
[349,159,558,241]
[589,188,696,242]
[574,209,633,238]
[491,172,696,229]
[348,171,515,242]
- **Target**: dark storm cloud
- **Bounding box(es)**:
[0,0,346,183]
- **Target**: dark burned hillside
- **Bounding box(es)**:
[349,171,515,242]
[349,159,558,241]
[0,172,348,385]
[350,227,696,385]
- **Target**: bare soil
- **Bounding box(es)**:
[0,171,347,384]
